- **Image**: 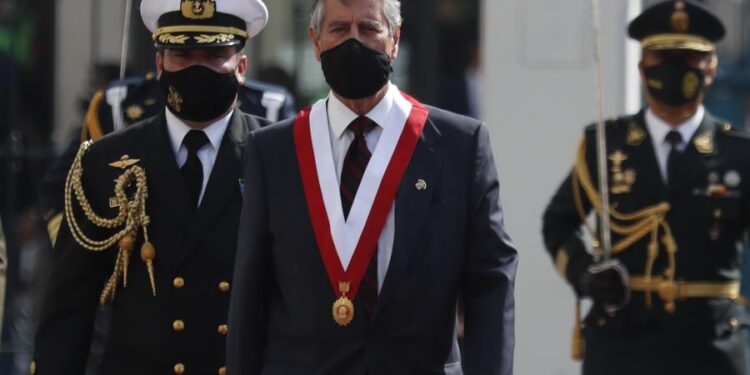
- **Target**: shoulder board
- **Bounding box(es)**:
[717,121,750,140]
[584,115,633,133]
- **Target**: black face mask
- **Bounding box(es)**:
[158,65,240,122]
[320,38,393,100]
[643,59,705,107]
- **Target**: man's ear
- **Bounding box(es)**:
[309,27,323,62]
[236,54,248,84]
[155,52,164,79]
[704,54,718,87]
[390,27,401,60]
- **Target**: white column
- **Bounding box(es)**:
[482,0,640,373]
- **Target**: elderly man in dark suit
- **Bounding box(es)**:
[227,0,518,374]
[32,1,270,374]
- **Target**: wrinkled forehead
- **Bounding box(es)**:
[321,0,386,23]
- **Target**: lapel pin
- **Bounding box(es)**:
[415,179,427,191]
[109,154,140,169]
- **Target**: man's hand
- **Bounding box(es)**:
[579,259,630,313]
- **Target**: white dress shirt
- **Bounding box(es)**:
[645,106,704,183]
[326,83,402,290]
[165,109,233,204]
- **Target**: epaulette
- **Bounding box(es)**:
[583,115,632,133]
[716,121,750,140]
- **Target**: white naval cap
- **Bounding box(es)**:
[140,0,269,48]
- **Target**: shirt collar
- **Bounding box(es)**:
[164,108,233,155]
[328,83,395,139]
[645,105,705,146]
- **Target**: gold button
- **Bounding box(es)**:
[173,319,185,332]
[218,367,226,375]
[173,277,185,288]
[597,317,606,326]
[218,324,228,335]
[29,360,37,375]
[730,318,739,330]
[219,281,230,292]
[174,363,185,374]
[713,209,723,219]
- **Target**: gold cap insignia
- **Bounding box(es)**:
[626,122,647,146]
[671,2,690,33]
[167,86,183,113]
[693,132,713,154]
[181,0,215,20]
[126,105,144,121]
[682,71,700,99]
[109,154,141,169]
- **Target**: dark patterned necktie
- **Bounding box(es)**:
[340,116,379,319]
[665,130,683,186]
[181,130,209,207]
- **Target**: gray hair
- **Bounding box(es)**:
[310,0,403,36]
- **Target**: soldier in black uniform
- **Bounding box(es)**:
[543,1,750,374]
[32,1,270,374]
[39,71,296,247]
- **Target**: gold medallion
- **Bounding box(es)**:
[332,296,354,326]
[181,0,215,20]
[332,281,354,326]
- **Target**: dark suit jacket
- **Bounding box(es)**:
[34,110,267,375]
[227,105,518,375]
[543,109,750,375]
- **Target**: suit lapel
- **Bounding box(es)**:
[144,114,194,225]
[626,111,668,201]
[375,116,442,317]
[668,113,715,195]
[180,112,248,260]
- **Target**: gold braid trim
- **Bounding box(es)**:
[572,136,678,313]
[64,141,157,305]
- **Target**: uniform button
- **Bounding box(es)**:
[29,360,37,375]
[218,324,228,335]
[173,277,185,288]
[173,319,185,332]
[713,209,722,219]
[219,281,230,292]
[597,317,606,326]
[218,367,226,375]
[174,363,185,374]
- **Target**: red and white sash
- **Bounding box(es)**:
[294,90,429,306]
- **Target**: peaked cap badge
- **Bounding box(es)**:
[181,0,216,20]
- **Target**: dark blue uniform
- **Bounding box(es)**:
[543,111,750,375]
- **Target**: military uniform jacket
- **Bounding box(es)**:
[543,109,750,375]
[34,110,267,375]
